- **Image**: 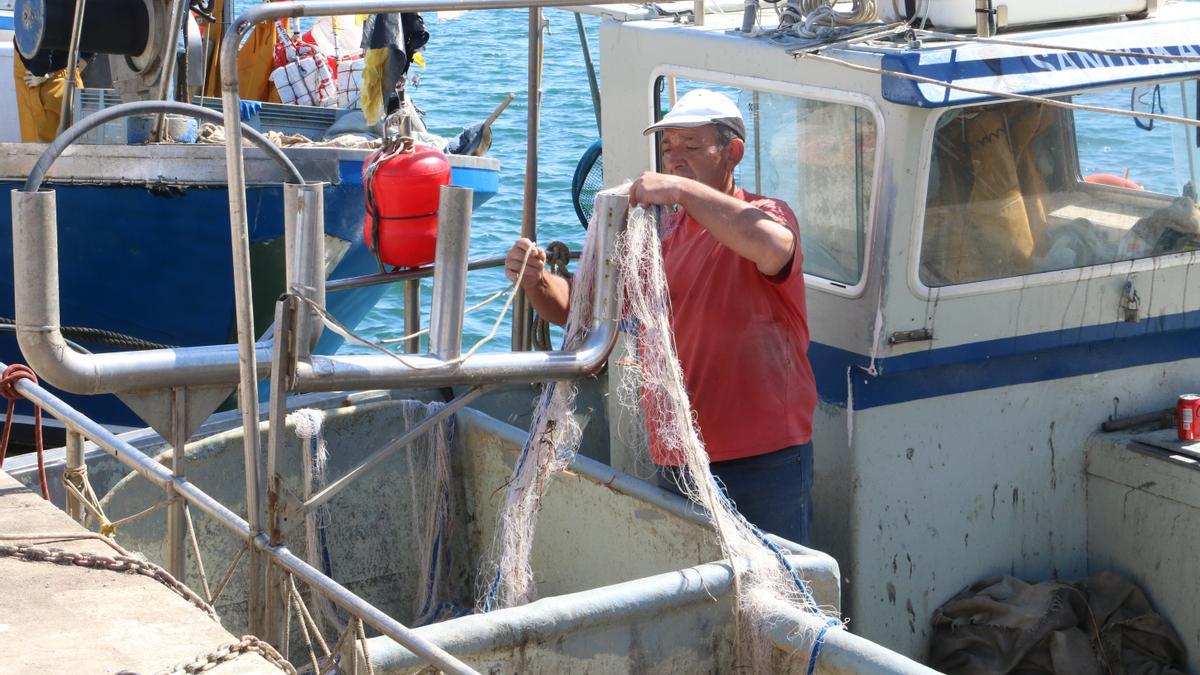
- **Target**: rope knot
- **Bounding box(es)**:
[0,364,37,401]
[544,241,572,275]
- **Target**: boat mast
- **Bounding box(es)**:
[514,7,545,351]
[55,0,88,136]
[154,0,190,140]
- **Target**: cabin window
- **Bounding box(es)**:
[653,77,876,285]
[920,82,1200,287]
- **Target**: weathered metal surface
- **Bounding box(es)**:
[0,141,357,186]
[1087,429,1200,674]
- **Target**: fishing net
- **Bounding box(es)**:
[396,400,462,626]
[290,408,342,634]
[291,401,462,630]
[480,185,838,671]
[571,139,604,229]
[479,211,602,610]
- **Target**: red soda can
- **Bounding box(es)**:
[1178,394,1200,441]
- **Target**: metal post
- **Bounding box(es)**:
[590,192,626,326]
[55,0,88,137]
[166,387,188,582]
[403,280,421,354]
[740,0,756,32]
[429,186,473,360]
[64,430,84,522]
[574,13,601,134]
[975,0,996,37]
[217,20,267,640]
[694,0,704,25]
[513,7,543,351]
[263,296,296,647]
[285,182,326,359]
[154,0,190,141]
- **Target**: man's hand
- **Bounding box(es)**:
[505,238,548,290]
[504,237,570,325]
[22,71,49,88]
[629,171,687,208]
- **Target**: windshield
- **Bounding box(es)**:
[919,81,1200,287]
[655,77,876,286]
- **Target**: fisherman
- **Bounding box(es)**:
[505,89,817,545]
[13,45,84,142]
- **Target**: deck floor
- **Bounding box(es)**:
[0,470,284,674]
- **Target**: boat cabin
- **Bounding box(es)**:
[6,0,1200,671]
[593,0,1200,663]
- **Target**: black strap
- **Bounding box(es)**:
[374,211,439,222]
[904,0,916,19]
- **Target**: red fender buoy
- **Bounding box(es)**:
[363,143,452,268]
[1084,173,1144,191]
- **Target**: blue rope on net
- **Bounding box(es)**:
[709,475,820,609]
[710,475,842,672]
[807,617,842,675]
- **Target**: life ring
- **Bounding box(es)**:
[1084,173,1144,190]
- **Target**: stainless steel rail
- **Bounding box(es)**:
[429,187,473,360]
[4,364,480,675]
[329,255,501,292]
[324,251,581,293]
[11,189,276,394]
[288,191,625,393]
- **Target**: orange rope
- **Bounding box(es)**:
[0,364,48,500]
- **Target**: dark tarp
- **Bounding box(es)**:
[930,573,1186,675]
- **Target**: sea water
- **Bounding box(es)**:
[341,9,601,353]
[231,3,600,352]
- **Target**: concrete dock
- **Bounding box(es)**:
[0,470,287,674]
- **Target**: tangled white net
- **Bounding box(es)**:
[291,401,461,629]
[396,400,461,626]
[289,408,341,634]
[480,186,838,670]
[478,213,601,611]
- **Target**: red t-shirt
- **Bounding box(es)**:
[648,188,816,465]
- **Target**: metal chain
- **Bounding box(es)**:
[156,635,297,675]
[0,543,219,622]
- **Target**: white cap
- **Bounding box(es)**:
[642,89,747,141]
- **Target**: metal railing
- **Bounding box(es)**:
[3,364,478,674]
[7,1,625,671]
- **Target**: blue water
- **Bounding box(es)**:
[341,10,601,352]
[230,4,600,352]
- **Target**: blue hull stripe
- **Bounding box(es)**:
[811,310,1200,410]
[0,15,13,31]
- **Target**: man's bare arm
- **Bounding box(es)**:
[629,172,795,276]
[505,238,571,326]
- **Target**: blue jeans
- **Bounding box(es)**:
[657,443,813,546]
